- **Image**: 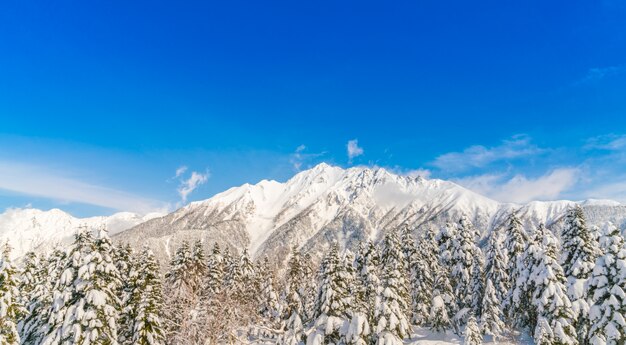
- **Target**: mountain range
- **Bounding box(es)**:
[3,163,626,267]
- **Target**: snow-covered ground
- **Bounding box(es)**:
[406,328,534,344]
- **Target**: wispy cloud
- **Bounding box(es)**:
[0,160,168,214]
[290,145,326,171]
[176,169,209,203]
[174,166,188,178]
[347,139,364,162]
[455,168,580,203]
[575,65,626,85]
[584,134,626,151]
[432,134,544,172]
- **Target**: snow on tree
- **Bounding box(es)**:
[560,205,600,339]
[238,248,257,302]
[18,251,41,308]
[437,222,458,267]
[470,251,485,318]
[534,317,554,345]
[479,279,505,340]
[585,223,626,345]
[190,240,207,293]
[450,216,481,327]
[400,225,421,325]
[355,240,381,328]
[308,244,351,344]
[129,246,166,345]
[484,229,509,306]
[343,249,371,345]
[257,256,281,326]
[463,316,482,345]
[204,243,224,296]
[300,252,317,323]
[41,227,122,345]
[503,212,528,319]
[529,227,578,345]
[429,262,454,333]
[0,244,26,345]
[20,248,66,345]
[163,241,196,344]
[412,228,437,326]
[279,247,307,345]
[374,231,410,344]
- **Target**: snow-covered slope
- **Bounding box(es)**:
[0,208,162,259]
[114,163,626,267]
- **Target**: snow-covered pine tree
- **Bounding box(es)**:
[450,216,481,327]
[190,240,207,293]
[510,224,544,330]
[163,241,195,344]
[257,257,280,325]
[463,316,482,345]
[343,249,370,345]
[534,317,554,345]
[429,262,454,333]
[18,251,41,309]
[437,222,458,267]
[239,248,256,302]
[130,246,166,345]
[308,244,351,345]
[484,229,509,306]
[470,250,485,318]
[479,279,505,340]
[355,240,381,328]
[585,223,626,345]
[117,244,137,345]
[204,243,224,296]
[278,247,307,345]
[42,227,122,344]
[301,252,317,323]
[530,227,578,345]
[560,205,599,340]
[20,248,66,345]
[412,228,437,326]
[374,231,410,344]
[0,244,26,345]
[503,212,527,319]
[400,225,421,325]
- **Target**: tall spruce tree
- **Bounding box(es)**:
[0,244,26,345]
[450,216,481,326]
[374,231,410,344]
[130,246,166,345]
[530,228,578,345]
[586,223,626,345]
[204,243,224,296]
[560,205,599,340]
[412,228,437,326]
[308,244,351,344]
[463,316,482,345]
[479,279,505,340]
[503,212,527,319]
[484,229,509,305]
[355,240,381,328]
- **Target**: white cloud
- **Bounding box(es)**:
[585,134,626,151]
[347,139,364,161]
[432,135,544,172]
[177,170,209,203]
[576,65,626,85]
[455,168,580,203]
[0,160,168,214]
[174,166,188,178]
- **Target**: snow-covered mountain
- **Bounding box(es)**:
[0,208,162,259]
[113,163,626,267]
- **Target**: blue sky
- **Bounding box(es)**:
[1,0,626,217]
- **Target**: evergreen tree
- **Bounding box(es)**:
[163,241,195,344]
[400,225,421,325]
[374,231,410,344]
[130,246,166,345]
[530,228,578,345]
[450,216,481,326]
[437,222,458,267]
[238,248,257,302]
[279,247,306,345]
[479,280,505,340]
[0,244,26,345]
[463,316,482,345]
[343,249,370,345]
[355,240,381,328]
[257,257,280,325]
[503,212,527,319]
[117,245,137,345]
[511,224,544,329]
[429,262,454,333]
[18,251,41,309]
[484,229,509,305]
[42,227,121,344]
[560,205,599,340]
[534,317,554,345]
[308,245,351,344]
[470,251,485,318]
[190,240,207,293]
[204,243,224,296]
[412,228,437,326]
[20,248,65,344]
[586,223,626,345]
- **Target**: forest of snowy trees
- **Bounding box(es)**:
[0,205,625,345]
